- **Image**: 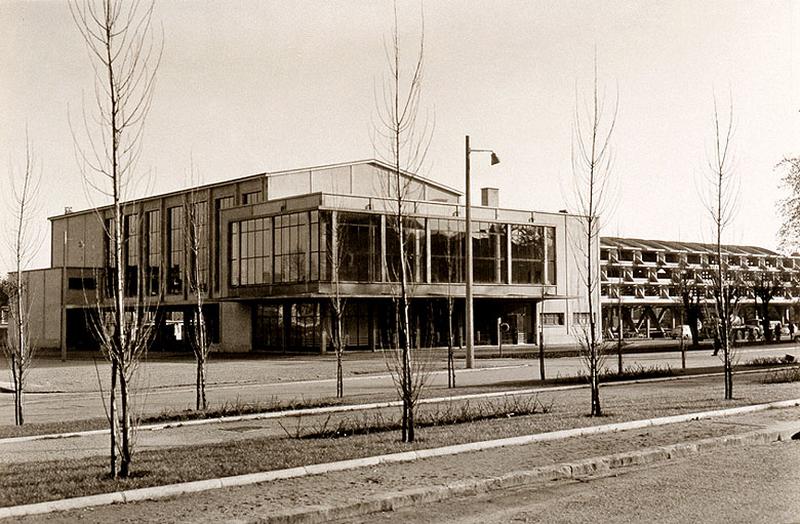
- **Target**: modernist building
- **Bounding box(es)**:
[600,236,800,338]
[28,160,596,354]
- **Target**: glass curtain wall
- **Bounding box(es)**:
[231,211,325,286]
[545,227,556,285]
[430,218,464,283]
[230,211,556,289]
[473,221,507,283]
[144,210,161,296]
[511,225,556,285]
[124,214,139,296]
[337,212,381,282]
[231,217,271,286]
[103,218,116,298]
[167,206,184,294]
[214,196,235,290]
[275,212,310,283]
[386,216,426,283]
[188,201,208,291]
[253,302,321,351]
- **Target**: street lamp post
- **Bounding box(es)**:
[465,135,500,369]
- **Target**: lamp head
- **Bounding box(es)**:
[490,152,500,166]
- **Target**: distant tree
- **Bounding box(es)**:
[70,0,162,478]
[700,94,739,400]
[752,272,781,343]
[777,157,800,253]
[570,56,618,417]
[2,135,41,426]
[674,267,703,348]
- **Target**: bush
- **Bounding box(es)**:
[144,396,342,424]
[289,395,552,439]
[744,356,786,367]
[602,364,674,381]
[762,366,800,384]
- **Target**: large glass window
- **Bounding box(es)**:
[336,212,380,282]
[343,301,371,347]
[230,211,317,286]
[275,212,310,283]
[508,224,556,285]
[124,214,139,296]
[187,200,208,292]
[103,218,116,298]
[231,217,272,286]
[167,206,184,294]
[287,303,319,348]
[545,227,556,285]
[430,218,464,283]
[386,216,426,283]
[242,191,263,205]
[144,209,160,296]
[511,224,544,284]
[253,304,283,350]
[215,196,236,290]
[473,221,507,283]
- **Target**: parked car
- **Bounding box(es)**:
[731,320,762,341]
[671,325,692,340]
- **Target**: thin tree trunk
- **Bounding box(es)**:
[119,369,131,478]
[109,359,117,479]
[336,351,343,398]
[196,357,207,411]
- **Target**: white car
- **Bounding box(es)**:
[671,325,691,340]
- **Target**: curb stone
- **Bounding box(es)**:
[0,402,798,520]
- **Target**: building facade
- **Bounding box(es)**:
[600,237,800,338]
[31,160,597,354]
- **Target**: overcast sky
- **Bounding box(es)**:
[1,0,798,271]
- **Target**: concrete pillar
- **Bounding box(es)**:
[319,301,328,355]
[219,302,252,352]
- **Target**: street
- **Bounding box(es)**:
[349,439,800,524]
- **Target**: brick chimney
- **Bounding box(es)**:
[480,187,499,207]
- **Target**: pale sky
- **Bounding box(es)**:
[1,0,798,272]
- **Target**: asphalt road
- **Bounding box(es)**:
[1,344,797,424]
[352,439,800,524]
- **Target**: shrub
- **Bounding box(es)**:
[762,366,800,384]
[292,395,552,439]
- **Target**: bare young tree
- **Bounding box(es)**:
[444,235,459,389]
[326,214,347,398]
[185,181,210,410]
[701,94,739,400]
[372,2,434,442]
[70,0,162,478]
[2,135,42,426]
[570,56,618,417]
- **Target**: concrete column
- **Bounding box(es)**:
[380,214,387,282]
[319,301,328,355]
